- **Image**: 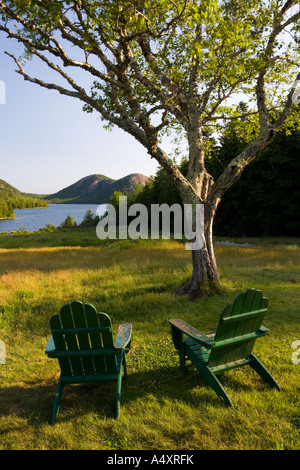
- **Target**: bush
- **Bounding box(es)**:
[61,215,77,228]
[80,209,100,227]
[36,224,56,233]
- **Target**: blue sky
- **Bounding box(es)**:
[0,36,160,195]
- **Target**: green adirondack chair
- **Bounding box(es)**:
[45,300,132,424]
[169,289,280,407]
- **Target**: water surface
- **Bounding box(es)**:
[0,204,107,233]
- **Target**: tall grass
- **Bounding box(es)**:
[0,232,299,450]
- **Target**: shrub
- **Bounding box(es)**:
[61,215,76,228]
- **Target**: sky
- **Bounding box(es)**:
[0,35,161,195]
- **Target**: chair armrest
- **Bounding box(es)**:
[114,323,132,350]
[169,318,215,349]
[259,325,269,335]
[45,336,56,357]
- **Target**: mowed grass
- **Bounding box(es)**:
[0,232,299,450]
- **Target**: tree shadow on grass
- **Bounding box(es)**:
[0,365,263,426]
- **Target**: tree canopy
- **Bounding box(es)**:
[1,1,300,172]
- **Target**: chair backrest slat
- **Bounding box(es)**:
[208,289,268,368]
[50,301,118,377]
[50,313,73,376]
[70,301,95,376]
[83,302,107,374]
[93,308,118,374]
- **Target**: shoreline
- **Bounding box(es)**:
[0,205,48,221]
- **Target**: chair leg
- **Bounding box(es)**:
[179,345,187,373]
[249,353,281,391]
[116,362,123,418]
[123,351,127,379]
[51,376,64,425]
[186,346,233,406]
[199,365,234,407]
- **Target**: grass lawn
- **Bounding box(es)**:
[0,229,299,450]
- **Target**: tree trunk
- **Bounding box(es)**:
[177,198,221,299]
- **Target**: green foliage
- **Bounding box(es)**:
[2,1,299,138]
[38,223,56,233]
[109,190,125,220]
[61,215,76,228]
[79,209,100,227]
[211,128,300,237]
[109,190,126,206]
[133,160,188,210]
[109,166,186,234]
[0,179,48,219]
[0,197,14,219]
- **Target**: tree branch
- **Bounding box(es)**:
[207,126,276,206]
[256,1,300,128]
[273,70,300,129]
[4,51,149,148]
[137,36,189,112]
[128,50,189,130]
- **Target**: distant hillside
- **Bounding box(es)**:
[45,173,149,204]
[0,179,48,219]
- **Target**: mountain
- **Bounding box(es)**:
[0,179,30,196]
[0,179,48,219]
[44,173,149,204]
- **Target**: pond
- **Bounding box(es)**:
[0,203,107,233]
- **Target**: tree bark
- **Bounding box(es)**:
[177,199,221,299]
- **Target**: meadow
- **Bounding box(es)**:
[0,229,299,450]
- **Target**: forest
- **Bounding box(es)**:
[0,179,48,219]
[110,127,300,237]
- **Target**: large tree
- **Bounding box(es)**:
[1,0,299,296]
